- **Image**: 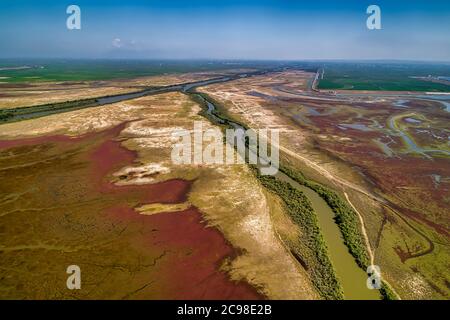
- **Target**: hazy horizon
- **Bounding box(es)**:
[1,58,450,64]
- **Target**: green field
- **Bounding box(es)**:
[3,59,449,93]
[318,62,450,92]
[0,59,274,83]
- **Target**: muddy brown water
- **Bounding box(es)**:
[276,174,380,300]
[1,68,381,299]
[201,94,381,300]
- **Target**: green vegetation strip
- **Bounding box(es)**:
[191,91,399,300]
[280,166,398,300]
[0,98,100,123]
[280,167,370,268]
[252,166,344,299]
[191,91,343,299]
[379,283,398,300]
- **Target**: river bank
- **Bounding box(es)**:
[190,90,385,300]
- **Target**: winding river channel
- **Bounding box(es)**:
[2,70,382,299]
[194,91,380,300]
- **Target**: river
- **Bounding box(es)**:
[2,70,273,124]
[196,92,380,300]
[4,69,382,299]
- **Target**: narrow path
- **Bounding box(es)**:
[343,192,374,265]
[278,144,381,202]
[279,144,434,253]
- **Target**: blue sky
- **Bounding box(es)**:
[1,0,449,60]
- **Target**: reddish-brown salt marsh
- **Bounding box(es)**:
[0,122,262,299]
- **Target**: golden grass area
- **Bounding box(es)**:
[136,202,191,215]
[199,71,450,299]
[0,70,241,110]
[0,90,318,299]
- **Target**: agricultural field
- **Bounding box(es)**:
[318,62,450,92]
[0,59,267,83]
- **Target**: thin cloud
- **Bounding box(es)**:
[112,38,123,48]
